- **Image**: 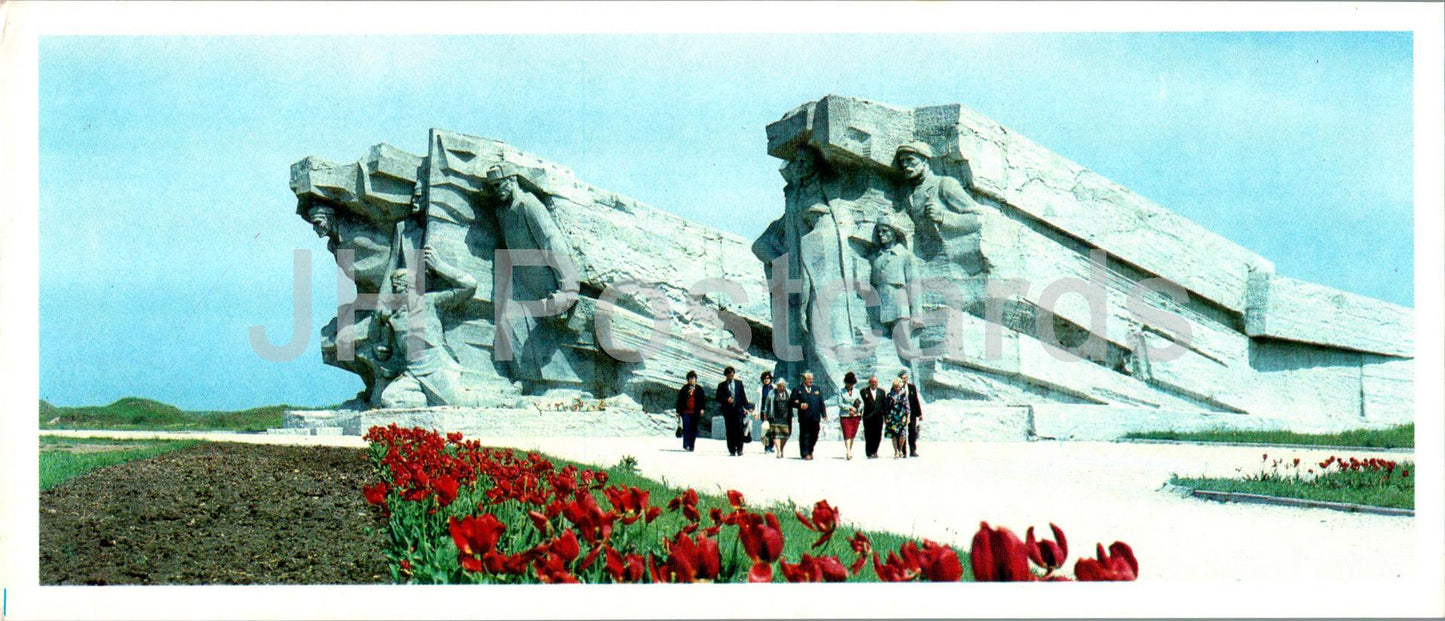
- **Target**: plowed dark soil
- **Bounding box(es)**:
[40,442,388,584]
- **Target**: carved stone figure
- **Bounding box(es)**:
[894,141,987,272]
[790,148,867,394]
[373,247,479,408]
[485,164,579,314]
[870,215,919,329]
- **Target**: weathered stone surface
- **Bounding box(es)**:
[287,401,676,439]
[282,95,1412,439]
[1246,272,1413,357]
[753,94,1412,431]
[291,129,772,413]
[764,95,1276,314]
[1361,355,1413,425]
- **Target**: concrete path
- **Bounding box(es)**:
[42,429,1416,581]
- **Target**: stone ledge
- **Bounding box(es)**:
[1180,486,1413,518]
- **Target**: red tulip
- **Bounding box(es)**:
[450,514,506,573]
[847,531,872,575]
[872,551,916,582]
[737,512,785,564]
[561,490,617,545]
[911,540,963,582]
[970,521,1034,582]
[795,500,840,548]
[1025,523,1069,573]
[779,554,847,582]
[727,489,746,510]
[651,532,722,583]
[362,482,388,506]
[550,529,581,562]
[604,545,646,583]
[668,489,702,522]
[432,475,460,506]
[748,561,774,583]
[533,552,580,583]
[1073,542,1138,581]
[527,510,551,535]
[603,485,652,524]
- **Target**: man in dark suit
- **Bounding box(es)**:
[898,369,923,457]
[859,375,887,459]
[789,371,827,460]
[675,370,707,452]
[757,371,774,453]
[715,366,752,456]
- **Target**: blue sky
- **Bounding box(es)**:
[38,32,1414,409]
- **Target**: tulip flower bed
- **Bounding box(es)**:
[362,424,1140,583]
[1174,453,1414,510]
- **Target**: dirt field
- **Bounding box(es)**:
[40,442,388,585]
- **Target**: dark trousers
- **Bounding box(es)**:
[907,413,920,456]
[798,418,820,458]
[723,413,745,454]
[681,413,698,450]
[863,415,883,457]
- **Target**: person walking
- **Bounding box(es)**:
[859,375,886,459]
[756,371,774,454]
[898,369,923,457]
[837,372,863,460]
[715,366,752,456]
[675,370,707,452]
[789,371,827,460]
[885,377,910,458]
[763,378,792,458]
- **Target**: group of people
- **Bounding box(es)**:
[674,366,923,460]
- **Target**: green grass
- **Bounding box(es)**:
[1174,462,1414,510]
[40,436,201,491]
[1126,424,1414,449]
[39,397,318,433]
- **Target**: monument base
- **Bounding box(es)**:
[280,404,675,438]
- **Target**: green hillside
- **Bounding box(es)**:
[38,398,304,433]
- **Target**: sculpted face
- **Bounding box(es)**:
[308,207,334,238]
[897,152,929,182]
[494,177,517,203]
[877,225,897,247]
[390,269,411,296]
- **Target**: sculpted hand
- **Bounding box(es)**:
[924,200,944,223]
[423,246,440,270]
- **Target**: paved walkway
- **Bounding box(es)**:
[43,429,1415,581]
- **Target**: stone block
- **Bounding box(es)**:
[981,121,1274,313]
[1246,272,1413,357]
[1362,357,1412,425]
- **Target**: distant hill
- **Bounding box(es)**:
[38,398,324,433]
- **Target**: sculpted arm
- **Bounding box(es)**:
[928,177,985,234]
[423,246,478,310]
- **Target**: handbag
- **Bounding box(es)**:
[743,427,753,443]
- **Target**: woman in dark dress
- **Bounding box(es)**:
[885,377,909,459]
[764,378,793,458]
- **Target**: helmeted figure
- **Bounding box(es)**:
[754,146,865,396]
